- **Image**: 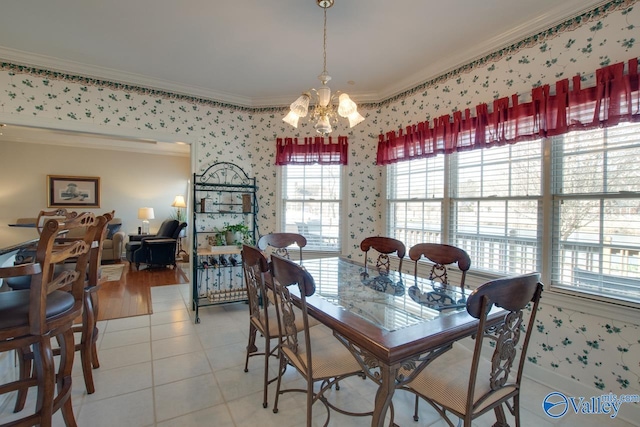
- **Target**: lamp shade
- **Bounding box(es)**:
[337,93,357,117]
[171,195,187,208]
[347,110,365,128]
[282,110,300,128]
[289,93,310,117]
[138,207,155,220]
[314,114,332,135]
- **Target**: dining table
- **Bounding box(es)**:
[292,256,502,427]
[0,224,40,267]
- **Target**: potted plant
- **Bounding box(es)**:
[224,222,252,245]
[207,232,226,247]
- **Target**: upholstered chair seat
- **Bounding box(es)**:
[0,290,74,330]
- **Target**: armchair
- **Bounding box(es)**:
[125,219,186,270]
[101,218,125,262]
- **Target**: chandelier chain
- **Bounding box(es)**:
[322,6,327,75]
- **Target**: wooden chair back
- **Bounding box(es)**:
[257,233,307,261]
[73,211,111,395]
[360,236,406,273]
[464,272,543,419]
[409,243,471,290]
[33,213,96,334]
[35,208,78,235]
[87,211,113,288]
[0,213,95,337]
[241,244,271,328]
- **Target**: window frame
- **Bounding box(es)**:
[276,163,346,254]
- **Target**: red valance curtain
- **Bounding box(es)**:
[377,58,640,165]
[275,136,348,165]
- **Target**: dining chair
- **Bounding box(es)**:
[241,244,278,409]
[270,254,372,426]
[13,212,112,410]
[408,243,471,290]
[242,244,319,409]
[257,232,307,261]
[0,212,96,427]
[401,272,543,427]
[360,236,406,273]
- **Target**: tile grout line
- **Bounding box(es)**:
[149,292,159,426]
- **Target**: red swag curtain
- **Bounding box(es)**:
[275,136,348,166]
[377,58,640,165]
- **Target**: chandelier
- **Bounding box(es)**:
[282,0,365,135]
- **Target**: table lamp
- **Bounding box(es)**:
[138,207,154,234]
[171,195,187,222]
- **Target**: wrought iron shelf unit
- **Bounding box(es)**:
[191,162,257,323]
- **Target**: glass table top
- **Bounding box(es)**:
[300,257,468,332]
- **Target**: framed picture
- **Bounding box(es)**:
[47,175,101,208]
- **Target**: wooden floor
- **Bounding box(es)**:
[97,261,189,321]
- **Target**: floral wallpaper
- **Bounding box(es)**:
[0,0,638,413]
[369,0,640,406]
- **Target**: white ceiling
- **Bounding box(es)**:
[0,0,608,108]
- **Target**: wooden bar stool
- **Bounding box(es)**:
[13,212,112,414]
[0,213,96,427]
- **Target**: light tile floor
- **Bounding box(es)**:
[1,283,635,426]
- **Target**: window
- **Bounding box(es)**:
[281,164,341,251]
[450,140,541,275]
[387,122,640,304]
[551,123,640,302]
[387,156,444,248]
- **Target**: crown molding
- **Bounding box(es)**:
[0,46,256,108]
[375,0,613,103]
[0,0,617,109]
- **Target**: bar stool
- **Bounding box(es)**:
[0,213,96,426]
[13,212,112,414]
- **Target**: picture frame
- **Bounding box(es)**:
[47,175,101,208]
